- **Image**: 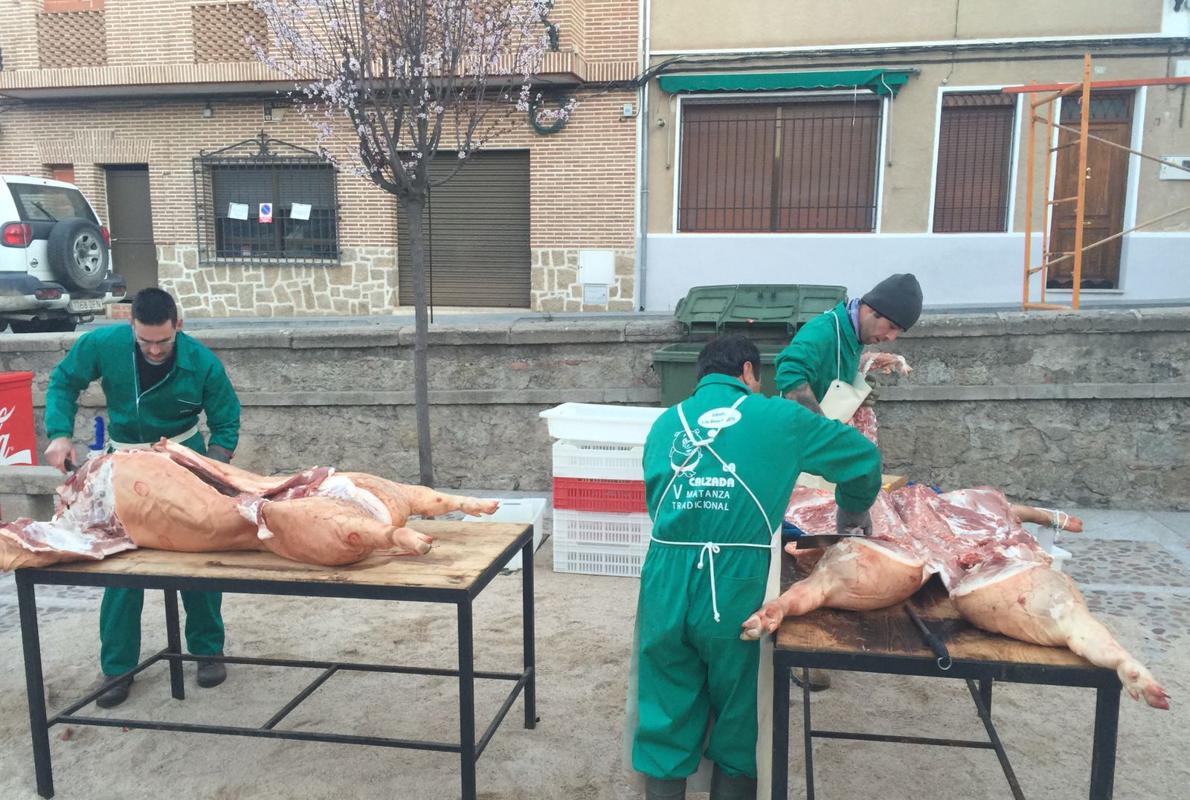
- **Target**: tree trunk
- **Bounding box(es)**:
[401,195,435,486]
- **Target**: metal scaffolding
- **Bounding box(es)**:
[1004,54,1190,311]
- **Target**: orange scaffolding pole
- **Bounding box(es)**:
[1011,55,1190,312]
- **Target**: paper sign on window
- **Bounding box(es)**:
[290,202,311,221]
[227,202,249,221]
[259,202,274,224]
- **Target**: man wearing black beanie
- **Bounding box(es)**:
[775,272,922,417]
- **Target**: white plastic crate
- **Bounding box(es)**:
[553,537,650,577]
[552,440,645,480]
[539,403,664,445]
[455,497,547,571]
[553,508,652,548]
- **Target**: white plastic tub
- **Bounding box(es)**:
[552,440,645,480]
[539,403,664,445]
[457,497,547,571]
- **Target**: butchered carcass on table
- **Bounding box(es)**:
[0,439,499,571]
[740,485,1170,710]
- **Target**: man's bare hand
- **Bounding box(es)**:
[783,382,824,416]
[44,437,77,473]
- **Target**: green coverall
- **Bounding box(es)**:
[45,324,241,676]
[633,373,882,780]
[774,300,861,401]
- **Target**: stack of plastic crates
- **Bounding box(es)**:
[539,403,664,577]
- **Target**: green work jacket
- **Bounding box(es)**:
[642,374,882,547]
[774,300,861,401]
[45,325,240,452]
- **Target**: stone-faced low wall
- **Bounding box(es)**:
[2,308,1188,510]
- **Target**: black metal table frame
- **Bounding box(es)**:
[771,648,1122,800]
[16,528,536,800]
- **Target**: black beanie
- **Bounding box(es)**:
[861,273,923,331]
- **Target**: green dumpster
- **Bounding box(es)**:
[652,284,847,407]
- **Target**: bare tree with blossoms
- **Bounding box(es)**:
[251,0,569,485]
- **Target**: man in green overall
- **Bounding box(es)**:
[43,288,241,708]
[775,272,923,415]
[633,335,882,800]
[772,273,922,691]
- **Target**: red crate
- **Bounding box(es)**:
[552,477,647,513]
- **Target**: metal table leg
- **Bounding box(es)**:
[801,668,815,800]
[17,573,54,799]
[1089,683,1120,800]
[771,659,790,800]
[458,599,476,800]
[522,534,537,730]
[979,677,993,715]
[163,589,185,700]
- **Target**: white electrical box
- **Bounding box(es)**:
[1158,156,1190,181]
[578,249,615,285]
[583,284,609,306]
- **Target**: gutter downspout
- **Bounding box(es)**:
[634,0,651,311]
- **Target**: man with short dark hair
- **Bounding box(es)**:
[776,272,923,415]
[632,334,881,800]
[43,288,240,708]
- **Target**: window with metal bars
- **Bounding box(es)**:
[193,134,340,265]
[932,92,1016,233]
[678,96,882,233]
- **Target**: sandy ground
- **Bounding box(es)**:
[0,508,1187,800]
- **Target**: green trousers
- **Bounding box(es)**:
[99,588,224,676]
[632,543,769,781]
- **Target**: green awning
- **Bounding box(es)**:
[658,69,914,97]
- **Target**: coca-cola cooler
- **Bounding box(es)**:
[0,371,37,466]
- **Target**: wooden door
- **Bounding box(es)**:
[1048,92,1132,289]
[104,166,159,295]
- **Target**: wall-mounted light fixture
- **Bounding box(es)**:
[263,101,274,122]
[202,101,214,119]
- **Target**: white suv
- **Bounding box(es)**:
[0,175,127,333]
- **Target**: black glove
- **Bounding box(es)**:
[836,507,873,536]
[862,375,879,408]
[206,445,233,464]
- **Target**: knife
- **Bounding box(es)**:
[791,530,869,549]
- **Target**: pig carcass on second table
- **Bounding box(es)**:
[739,485,1169,709]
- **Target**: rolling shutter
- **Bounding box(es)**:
[398,150,530,307]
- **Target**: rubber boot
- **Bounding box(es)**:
[645,776,687,799]
[710,762,757,800]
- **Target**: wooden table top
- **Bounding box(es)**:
[775,562,1095,670]
[33,520,531,593]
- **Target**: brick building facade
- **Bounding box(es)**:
[0,0,642,315]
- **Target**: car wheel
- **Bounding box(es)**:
[48,218,109,292]
[9,318,77,333]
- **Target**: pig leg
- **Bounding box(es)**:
[741,540,927,640]
[1010,504,1084,532]
[953,566,1169,709]
[398,485,499,518]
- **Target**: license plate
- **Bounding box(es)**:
[67,298,104,313]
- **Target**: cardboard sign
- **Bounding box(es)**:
[227,202,249,221]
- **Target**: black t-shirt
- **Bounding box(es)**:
[135,345,176,393]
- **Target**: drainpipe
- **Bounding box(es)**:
[634,0,651,311]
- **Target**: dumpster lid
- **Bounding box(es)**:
[673,284,847,336]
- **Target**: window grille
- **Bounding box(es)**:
[678,97,881,233]
[933,92,1016,233]
[192,133,340,265]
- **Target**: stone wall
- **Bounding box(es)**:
[2,308,1188,510]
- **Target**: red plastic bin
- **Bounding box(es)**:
[0,371,37,466]
[552,476,647,513]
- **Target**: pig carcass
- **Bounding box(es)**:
[740,485,1169,709]
[0,439,499,571]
